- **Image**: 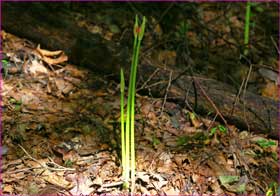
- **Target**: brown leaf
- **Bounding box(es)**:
[36,44,68,65]
[27,59,49,76]
[43,54,68,65]
[36,44,63,56]
[3,184,14,194]
[42,171,74,190]
[261,82,278,100]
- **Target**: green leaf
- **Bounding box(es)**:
[9,98,22,105]
[1,60,9,77]
[266,182,278,196]
[177,136,188,146]
[14,104,21,111]
[109,24,120,34]
[256,139,276,148]
[152,136,160,146]
[219,175,239,185]
[2,59,8,64]
[190,112,196,120]
[209,127,217,136]
[64,159,73,167]
[236,183,246,193]
[256,7,264,13]
[272,152,277,160]
[255,6,264,13]
[178,21,189,37]
[218,125,227,133]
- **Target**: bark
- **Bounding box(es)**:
[136,66,277,138]
[2,3,128,75]
[2,3,277,138]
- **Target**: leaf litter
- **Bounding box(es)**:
[1,30,278,195]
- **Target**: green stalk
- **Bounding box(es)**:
[120,15,146,192]
[120,68,125,180]
[123,16,139,189]
[130,39,139,193]
[130,16,146,193]
[244,1,251,56]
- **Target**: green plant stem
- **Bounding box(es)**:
[130,35,140,194]
[120,68,125,180]
[244,1,251,55]
[130,16,146,193]
[127,17,138,192]
[124,17,138,188]
[121,15,146,192]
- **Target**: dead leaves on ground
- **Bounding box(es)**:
[1,30,278,195]
[2,31,82,98]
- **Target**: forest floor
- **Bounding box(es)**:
[1,29,278,195]
[1,2,279,196]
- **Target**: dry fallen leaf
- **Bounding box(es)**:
[42,170,74,190]
[3,184,14,194]
[36,44,68,65]
[261,82,278,100]
[69,173,95,195]
[26,59,49,76]
[36,44,63,56]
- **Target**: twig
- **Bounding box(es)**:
[194,79,228,127]
[206,113,219,132]
[160,71,173,116]
[18,144,46,168]
[47,157,76,171]
[242,64,253,131]
[5,167,40,174]
[101,181,124,188]
[183,86,194,112]
[139,80,167,90]
[270,35,280,54]
[19,144,75,171]
[137,68,160,91]
[230,73,246,116]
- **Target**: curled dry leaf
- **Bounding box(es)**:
[42,54,68,65]
[36,44,68,65]
[36,44,63,56]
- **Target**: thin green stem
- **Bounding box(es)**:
[120,15,146,192]
[244,1,251,56]
[130,39,140,193]
[120,68,125,180]
[130,16,146,193]
[124,17,138,188]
